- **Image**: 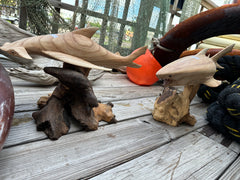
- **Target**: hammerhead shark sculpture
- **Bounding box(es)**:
[0,27,147,71]
[156,44,235,87]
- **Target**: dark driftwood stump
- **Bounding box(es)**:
[32,63,116,140]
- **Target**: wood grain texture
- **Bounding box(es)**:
[4,74,206,148]
[12,85,162,113]
[4,96,156,147]
[1,68,239,179]
[11,73,163,112]
[0,27,147,69]
[0,119,170,180]
[153,85,199,126]
[198,125,240,154]
[156,45,233,87]
[0,18,33,46]
[91,132,237,180]
[219,156,240,180]
[4,95,207,149]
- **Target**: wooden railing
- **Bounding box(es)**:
[10,0,219,54]
[43,0,166,54]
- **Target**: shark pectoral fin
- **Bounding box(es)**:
[73,27,99,38]
[203,78,222,87]
[3,42,11,46]
[7,47,32,59]
[42,51,111,71]
[127,62,142,68]
[216,63,224,69]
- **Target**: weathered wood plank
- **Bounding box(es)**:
[13,85,162,112]
[219,156,240,180]
[198,125,240,154]
[4,97,207,151]
[0,18,33,46]
[11,72,160,92]
[4,97,156,147]
[11,72,163,112]
[0,119,170,180]
[91,72,141,87]
[2,62,222,180]
[14,85,200,114]
[12,73,202,113]
[91,132,238,180]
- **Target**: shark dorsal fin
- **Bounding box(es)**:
[196,48,208,56]
[203,78,222,87]
[73,27,99,38]
[212,44,235,63]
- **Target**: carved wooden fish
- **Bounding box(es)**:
[0,27,147,71]
[156,44,235,87]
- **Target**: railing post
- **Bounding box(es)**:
[131,0,154,50]
[19,0,27,30]
[79,0,88,28]
[99,0,111,46]
[52,0,61,33]
[116,0,131,51]
[71,0,79,30]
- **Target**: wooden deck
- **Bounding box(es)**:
[1,71,240,180]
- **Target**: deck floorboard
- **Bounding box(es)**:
[1,72,240,180]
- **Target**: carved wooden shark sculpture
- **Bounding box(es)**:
[156,44,235,87]
[0,27,147,71]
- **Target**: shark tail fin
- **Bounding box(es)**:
[124,46,148,68]
[212,44,235,63]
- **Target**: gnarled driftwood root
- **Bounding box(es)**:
[152,85,199,126]
[93,102,117,124]
[32,95,71,140]
[33,64,116,140]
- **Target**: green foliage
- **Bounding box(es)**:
[88,21,101,29]
[21,0,50,34]
[21,0,70,35]
[0,0,18,6]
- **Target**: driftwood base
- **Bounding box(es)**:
[152,85,199,126]
[33,95,71,140]
[32,64,116,140]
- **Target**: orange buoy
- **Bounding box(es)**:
[127,49,162,86]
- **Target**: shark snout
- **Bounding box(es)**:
[156,69,173,80]
[156,72,174,86]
